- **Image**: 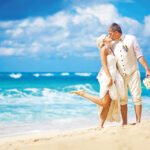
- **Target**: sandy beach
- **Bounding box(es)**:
[0,121,149,150]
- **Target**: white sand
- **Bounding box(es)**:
[0,121,150,150]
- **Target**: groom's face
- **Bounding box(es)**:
[108,29,118,41]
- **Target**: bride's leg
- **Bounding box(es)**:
[71,90,105,107]
[99,92,111,128]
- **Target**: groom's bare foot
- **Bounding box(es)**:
[121,123,128,126]
[129,121,141,125]
[70,90,85,96]
[129,123,136,125]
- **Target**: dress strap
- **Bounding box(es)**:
[109,47,115,56]
[104,45,114,55]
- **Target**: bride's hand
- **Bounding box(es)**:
[104,36,112,47]
[107,77,113,88]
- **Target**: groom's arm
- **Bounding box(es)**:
[138,57,150,77]
[132,36,150,77]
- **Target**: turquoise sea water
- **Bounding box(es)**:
[0,72,149,136]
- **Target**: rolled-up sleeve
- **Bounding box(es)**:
[132,36,143,59]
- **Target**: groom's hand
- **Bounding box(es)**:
[146,68,150,77]
[138,57,150,77]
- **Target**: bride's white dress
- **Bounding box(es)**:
[97,54,125,122]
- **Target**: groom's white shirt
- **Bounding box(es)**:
[112,34,143,76]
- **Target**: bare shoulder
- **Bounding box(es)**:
[100,46,108,55]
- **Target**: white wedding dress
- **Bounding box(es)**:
[97,53,125,122]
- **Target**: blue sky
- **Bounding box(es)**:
[0,0,150,72]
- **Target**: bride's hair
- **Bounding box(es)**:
[97,34,107,49]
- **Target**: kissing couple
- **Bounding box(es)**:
[71,23,150,128]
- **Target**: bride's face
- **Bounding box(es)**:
[104,36,112,44]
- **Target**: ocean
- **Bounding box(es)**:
[0,72,150,136]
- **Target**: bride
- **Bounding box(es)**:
[71,34,125,128]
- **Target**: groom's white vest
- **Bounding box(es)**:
[112,35,143,76]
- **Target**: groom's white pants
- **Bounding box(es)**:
[120,70,142,106]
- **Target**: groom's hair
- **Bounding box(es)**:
[109,23,122,34]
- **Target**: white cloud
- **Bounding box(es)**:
[47,12,70,28]
[0,47,16,56]
[144,15,150,37]
[74,5,120,26]
[6,28,24,37]
[0,21,14,28]
[31,42,42,53]
[0,3,149,58]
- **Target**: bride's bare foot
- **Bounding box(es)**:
[99,124,104,128]
[70,90,85,96]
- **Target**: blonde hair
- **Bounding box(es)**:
[97,34,107,49]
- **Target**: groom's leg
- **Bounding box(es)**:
[134,105,142,123]
[128,70,142,123]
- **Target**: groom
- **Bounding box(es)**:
[108,23,150,125]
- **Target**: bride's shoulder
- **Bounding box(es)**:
[100,45,109,55]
